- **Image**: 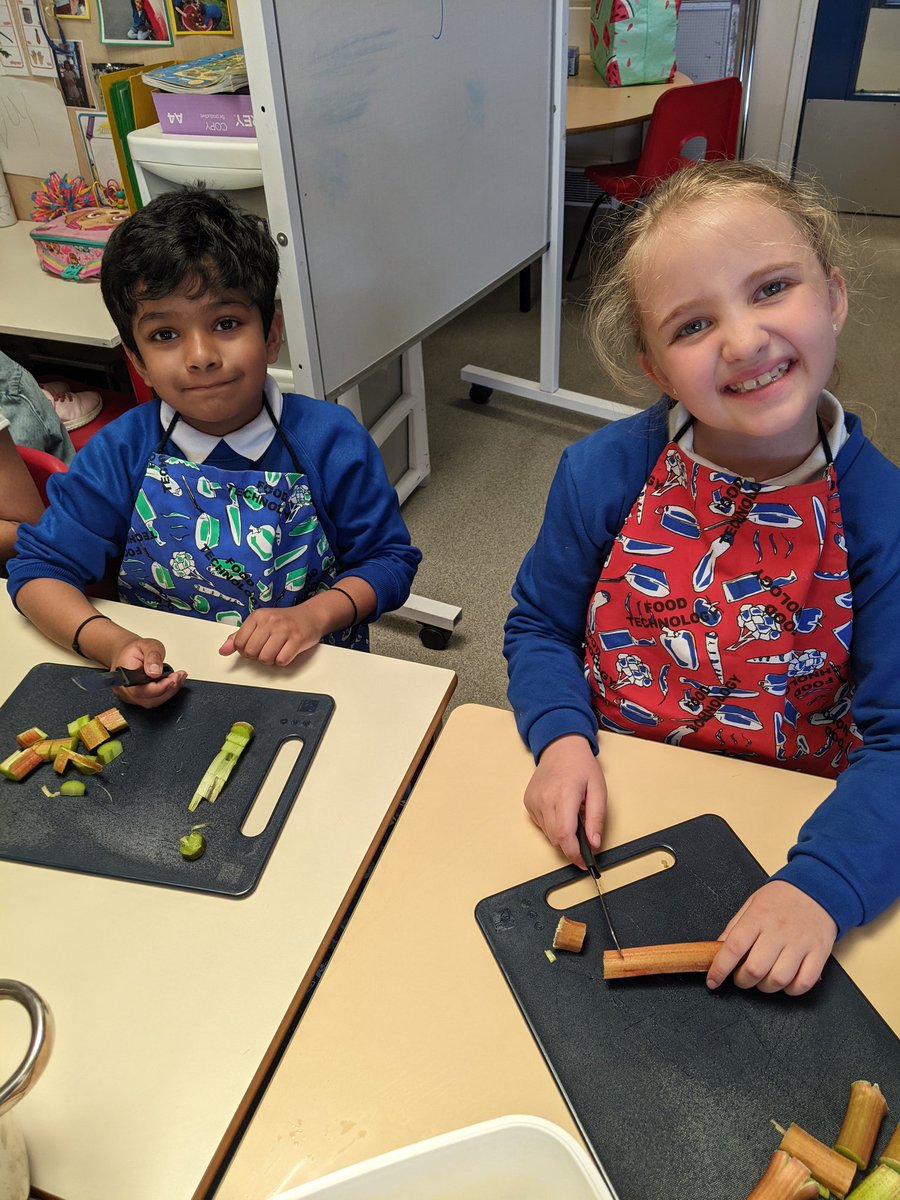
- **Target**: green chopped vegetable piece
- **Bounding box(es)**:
[188,721,254,811]
[60,780,87,797]
[179,825,207,861]
[67,714,91,736]
[96,739,124,765]
[0,750,21,779]
[70,752,102,775]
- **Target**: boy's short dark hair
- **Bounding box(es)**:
[100,184,280,355]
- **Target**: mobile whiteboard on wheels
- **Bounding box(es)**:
[241,0,555,399]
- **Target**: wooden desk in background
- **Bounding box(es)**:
[515,63,692,310]
[566,60,692,134]
[0,594,456,1200]
[216,703,899,1199]
[0,221,119,347]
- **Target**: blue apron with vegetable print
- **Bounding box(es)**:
[117,405,368,650]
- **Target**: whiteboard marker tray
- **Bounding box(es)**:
[274,1115,618,1200]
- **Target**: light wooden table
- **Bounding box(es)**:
[0,222,120,347]
[216,703,899,1199]
[566,60,692,135]
[0,593,456,1200]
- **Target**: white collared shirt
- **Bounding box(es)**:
[669,390,848,485]
[158,374,283,463]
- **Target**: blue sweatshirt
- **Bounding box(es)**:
[504,398,900,938]
[8,391,420,621]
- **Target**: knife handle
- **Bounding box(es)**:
[576,815,600,877]
[118,663,174,687]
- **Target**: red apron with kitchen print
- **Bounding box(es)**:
[583,440,859,777]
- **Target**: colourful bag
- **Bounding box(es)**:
[29,208,128,282]
[590,0,681,87]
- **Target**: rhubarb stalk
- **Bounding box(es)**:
[846,1165,900,1199]
[746,1150,819,1200]
[602,940,722,980]
[778,1122,857,1199]
[835,1081,889,1170]
[880,1124,900,1173]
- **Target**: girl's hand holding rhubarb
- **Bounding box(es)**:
[707,881,837,996]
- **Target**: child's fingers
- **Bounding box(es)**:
[582,776,607,851]
[112,669,187,709]
[706,921,756,989]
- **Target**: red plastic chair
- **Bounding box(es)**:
[16,445,68,504]
[566,76,743,281]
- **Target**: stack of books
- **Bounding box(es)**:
[142,48,255,138]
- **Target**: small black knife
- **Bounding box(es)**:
[71,664,174,692]
[577,815,623,953]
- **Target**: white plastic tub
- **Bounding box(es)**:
[274,1115,618,1200]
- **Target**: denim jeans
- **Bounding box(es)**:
[0,350,75,464]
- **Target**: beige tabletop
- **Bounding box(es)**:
[566,60,693,134]
[0,222,119,347]
[217,702,899,1199]
[0,592,456,1200]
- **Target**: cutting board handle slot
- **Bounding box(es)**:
[240,737,305,838]
[544,847,677,910]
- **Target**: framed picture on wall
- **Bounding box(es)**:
[76,109,126,206]
[97,0,172,44]
[89,59,132,109]
[169,0,231,35]
[54,0,90,17]
[52,35,91,106]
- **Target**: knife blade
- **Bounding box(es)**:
[71,664,174,692]
[577,815,623,954]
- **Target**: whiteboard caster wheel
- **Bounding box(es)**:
[469,384,492,405]
[419,624,452,650]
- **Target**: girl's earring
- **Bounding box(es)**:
[832,321,838,333]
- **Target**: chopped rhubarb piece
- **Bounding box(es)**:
[53,748,73,774]
[95,707,129,734]
[0,747,44,780]
[69,752,102,776]
[779,1123,856,1198]
[67,714,90,737]
[552,916,587,953]
[835,1081,889,1170]
[15,726,48,749]
[96,739,123,765]
[59,780,86,797]
[747,1150,818,1199]
[77,718,110,752]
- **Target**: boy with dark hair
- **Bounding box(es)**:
[8,186,421,708]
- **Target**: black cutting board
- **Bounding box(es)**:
[476,815,900,1199]
[0,663,333,897]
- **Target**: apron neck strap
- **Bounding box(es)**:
[155,393,305,475]
[671,413,835,471]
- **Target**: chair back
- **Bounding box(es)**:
[16,445,68,504]
[637,76,742,188]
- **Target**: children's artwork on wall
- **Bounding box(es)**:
[169,0,231,35]
[0,75,80,177]
[54,0,90,17]
[97,0,172,45]
[0,0,29,72]
[52,36,91,106]
[89,60,133,111]
[76,109,126,206]
[18,1,59,74]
